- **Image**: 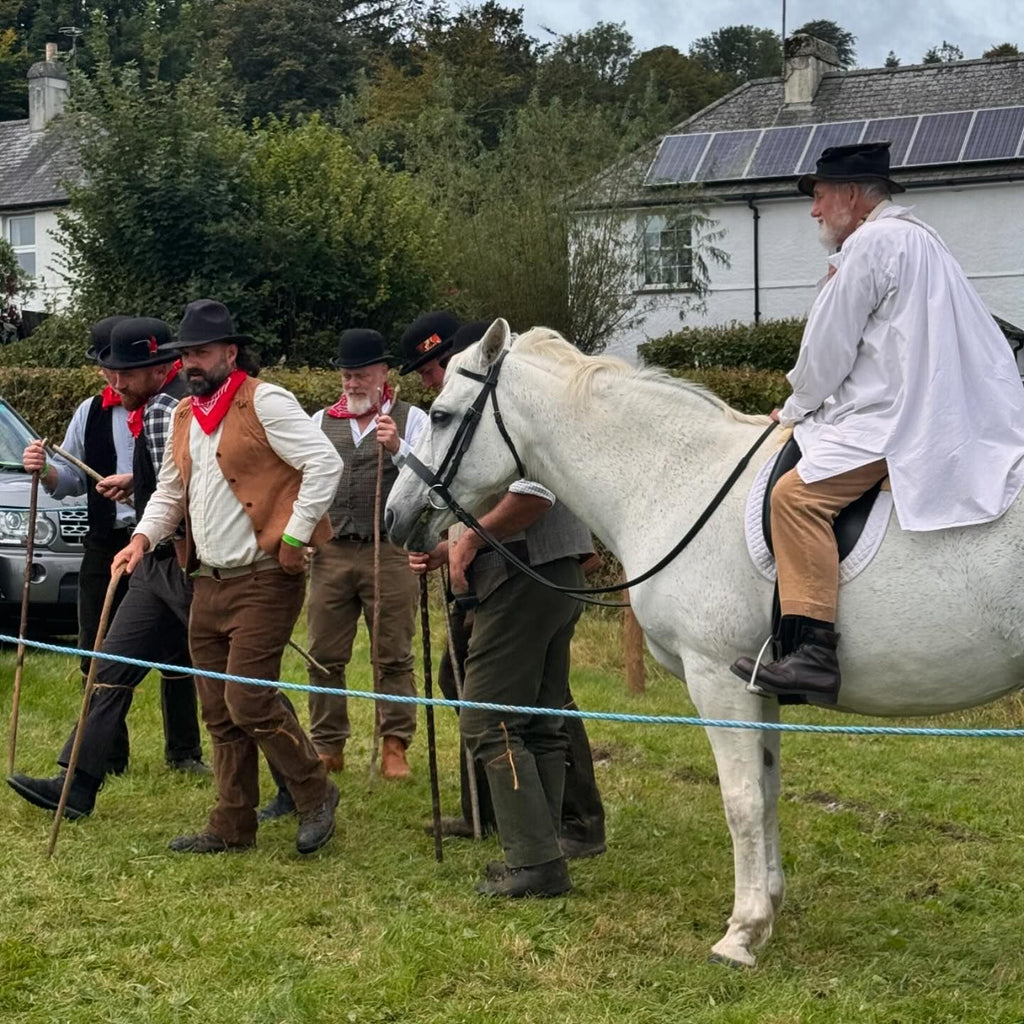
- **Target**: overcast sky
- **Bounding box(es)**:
[516,1,1020,69]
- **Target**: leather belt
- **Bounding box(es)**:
[192,559,280,581]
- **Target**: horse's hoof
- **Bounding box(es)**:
[707,952,755,969]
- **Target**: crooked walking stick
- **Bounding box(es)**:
[47,442,134,508]
[8,440,46,775]
[420,573,443,861]
[441,564,482,840]
[368,384,399,779]
[47,565,124,858]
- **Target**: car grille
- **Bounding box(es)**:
[58,507,89,543]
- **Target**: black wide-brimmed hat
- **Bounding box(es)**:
[330,329,391,369]
[97,317,175,370]
[443,320,493,365]
[797,141,906,197]
[161,298,254,352]
[85,315,128,362]
[398,310,460,375]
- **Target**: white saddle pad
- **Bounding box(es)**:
[744,448,894,584]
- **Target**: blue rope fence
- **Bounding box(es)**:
[3,632,1024,738]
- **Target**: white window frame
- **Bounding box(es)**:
[638,212,692,291]
[6,214,36,279]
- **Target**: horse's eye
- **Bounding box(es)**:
[430,408,451,426]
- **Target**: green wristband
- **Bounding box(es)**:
[281,533,304,548]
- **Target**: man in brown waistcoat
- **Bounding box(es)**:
[298,329,427,782]
[115,299,343,855]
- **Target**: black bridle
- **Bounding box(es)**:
[401,349,779,607]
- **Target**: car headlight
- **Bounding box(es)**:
[0,508,58,547]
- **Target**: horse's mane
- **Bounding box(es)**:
[512,327,770,426]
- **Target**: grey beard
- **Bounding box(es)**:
[345,394,374,416]
[187,369,230,397]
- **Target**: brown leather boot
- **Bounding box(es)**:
[731,627,842,704]
[381,736,411,780]
[318,751,344,774]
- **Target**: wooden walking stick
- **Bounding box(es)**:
[8,441,46,775]
[420,573,443,862]
[48,443,134,508]
[47,566,124,858]
[368,384,399,778]
[441,564,482,840]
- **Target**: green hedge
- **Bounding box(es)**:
[0,368,435,441]
[678,367,790,415]
[639,317,805,372]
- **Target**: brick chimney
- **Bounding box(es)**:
[784,33,840,105]
[27,43,69,131]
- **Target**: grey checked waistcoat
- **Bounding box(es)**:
[321,400,411,540]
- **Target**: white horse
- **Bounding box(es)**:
[385,318,1024,968]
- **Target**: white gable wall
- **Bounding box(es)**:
[606,180,1024,365]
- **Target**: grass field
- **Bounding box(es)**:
[3,607,1024,1024]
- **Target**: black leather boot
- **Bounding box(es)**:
[731,626,842,705]
[7,770,101,819]
[475,857,573,898]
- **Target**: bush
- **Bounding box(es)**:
[639,317,805,371]
[0,367,436,441]
[677,367,789,415]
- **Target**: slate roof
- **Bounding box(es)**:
[0,119,78,212]
[609,55,1024,206]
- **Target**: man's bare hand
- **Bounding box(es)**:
[112,535,149,576]
[278,541,310,576]
[769,408,781,423]
[22,440,46,473]
[409,542,448,576]
[449,532,483,593]
[95,473,134,504]
[376,414,400,455]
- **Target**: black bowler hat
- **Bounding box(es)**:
[443,320,493,365]
[398,310,460,375]
[97,317,175,370]
[161,298,254,352]
[85,315,128,362]
[797,141,905,197]
[330,329,391,369]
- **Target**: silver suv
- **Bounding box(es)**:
[0,396,85,633]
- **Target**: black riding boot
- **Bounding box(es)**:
[731,620,841,705]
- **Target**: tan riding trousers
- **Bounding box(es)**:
[772,459,889,621]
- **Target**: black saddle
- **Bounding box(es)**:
[762,436,884,562]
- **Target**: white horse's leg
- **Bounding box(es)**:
[761,702,785,912]
[687,658,776,968]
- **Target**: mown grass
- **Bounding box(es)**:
[3,607,1024,1023]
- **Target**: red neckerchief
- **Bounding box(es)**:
[100,385,121,409]
[191,370,248,435]
[163,359,183,389]
[126,406,144,438]
[114,360,183,437]
[326,382,394,419]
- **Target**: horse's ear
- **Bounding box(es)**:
[479,317,510,367]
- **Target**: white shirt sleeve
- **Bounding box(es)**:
[255,385,343,543]
[780,232,895,424]
[133,414,186,549]
[394,404,429,465]
[47,398,90,499]
[311,409,325,429]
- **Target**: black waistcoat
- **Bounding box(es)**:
[82,395,119,540]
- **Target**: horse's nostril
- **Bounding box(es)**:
[384,507,396,534]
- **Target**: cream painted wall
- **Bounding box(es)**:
[5,206,71,315]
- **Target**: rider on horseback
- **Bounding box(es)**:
[731,141,1024,704]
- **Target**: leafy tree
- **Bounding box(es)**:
[790,19,856,68]
[622,45,731,127]
[690,25,781,84]
[0,25,31,118]
[537,21,635,107]
[983,42,1021,58]
[0,235,33,344]
[922,41,964,64]
[884,50,900,68]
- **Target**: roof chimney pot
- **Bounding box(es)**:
[784,33,840,105]
[27,48,69,131]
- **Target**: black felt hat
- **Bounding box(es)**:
[330,329,391,369]
[443,320,493,365]
[398,311,460,375]
[797,141,905,197]
[97,317,175,370]
[85,315,128,362]
[162,299,254,352]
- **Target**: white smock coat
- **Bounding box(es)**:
[779,203,1024,532]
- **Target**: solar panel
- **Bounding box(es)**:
[862,116,919,166]
[696,129,762,180]
[962,106,1024,161]
[645,133,712,185]
[748,125,814,177]
[797,122,867,173]
[906,111,972,165]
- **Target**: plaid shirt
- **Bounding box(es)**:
[142,392,180,470]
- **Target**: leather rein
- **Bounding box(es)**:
[402,350,779,608]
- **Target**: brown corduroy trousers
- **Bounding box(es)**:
[189,566,327,845]
[772,459,889,622]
